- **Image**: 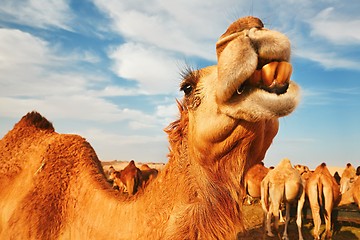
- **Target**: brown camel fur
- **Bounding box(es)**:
[340,163,356,194]
[306,163,341,239]
[261,158,305,240]
[244,162,269,204]
[0,16,300,240]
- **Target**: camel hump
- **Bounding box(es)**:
[320,162,326,167]
[16,111,54,132]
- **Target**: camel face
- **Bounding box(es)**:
[182,17,299,122]
[215,16,299,121]
[179,16,299,161]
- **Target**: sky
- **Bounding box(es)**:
[0,0,359,169]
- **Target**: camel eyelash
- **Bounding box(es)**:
[179,66,200,95]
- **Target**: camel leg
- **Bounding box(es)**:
[269,185,283,238]
[323,187,333,239]
[271,203,281,239]
[296,190,305,240]
[282,202,290,240]
[279,207,285,223]
[266,205,275,237]
[311,201,321,239]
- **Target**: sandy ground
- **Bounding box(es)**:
[241,202,360,240]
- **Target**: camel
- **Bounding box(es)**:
[333,171,341,185]
[139,164,159,188]
[294,164,313,187]
[339,176,360,208]
[340,163,356,194]
[112,170,127,192]
[306,163,341,239]
[0,16,300,239]
[294,164,310,175]
[244,163,286,222]
[261,158,305,240]
[244,162,269,204]
[106,165,116,181]
[117,160,143,196]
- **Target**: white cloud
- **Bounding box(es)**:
[155,103,179,126]
[310,7,360,45]
[0,0,73,30]
[78,128,169,162]
[293,48,359,70]
[0,29,50,65]
[92,0,236,60]
[109,42,181,94]
[0,28,164,129]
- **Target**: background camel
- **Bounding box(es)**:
[139,164,159,188]
[118,160,143,196]
[340,163,356,194]
[306,163,340,239]
[261,158,305,240]
[0,16,300,239]
[244,162,269,204]
[339,176,360,208]
[294,164,313,180]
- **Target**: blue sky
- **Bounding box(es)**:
[0,0,359,169]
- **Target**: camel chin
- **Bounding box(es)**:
[220,81,300,122]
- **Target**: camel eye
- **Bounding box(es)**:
[181,84,193,95]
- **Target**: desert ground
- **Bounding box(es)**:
[102,161,360,240]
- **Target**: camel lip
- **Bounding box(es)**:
[236,79,290,97]
[260,82,289,95]
[236,59,292,96]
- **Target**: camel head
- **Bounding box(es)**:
[177,16,299,167]
[215,16,299,121]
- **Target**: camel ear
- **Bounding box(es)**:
[350,178,355,183]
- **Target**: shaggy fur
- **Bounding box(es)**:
[0,16,300,240]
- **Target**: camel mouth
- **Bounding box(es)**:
[237,60,292,96]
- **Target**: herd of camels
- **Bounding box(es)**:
[0,16,359,239]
